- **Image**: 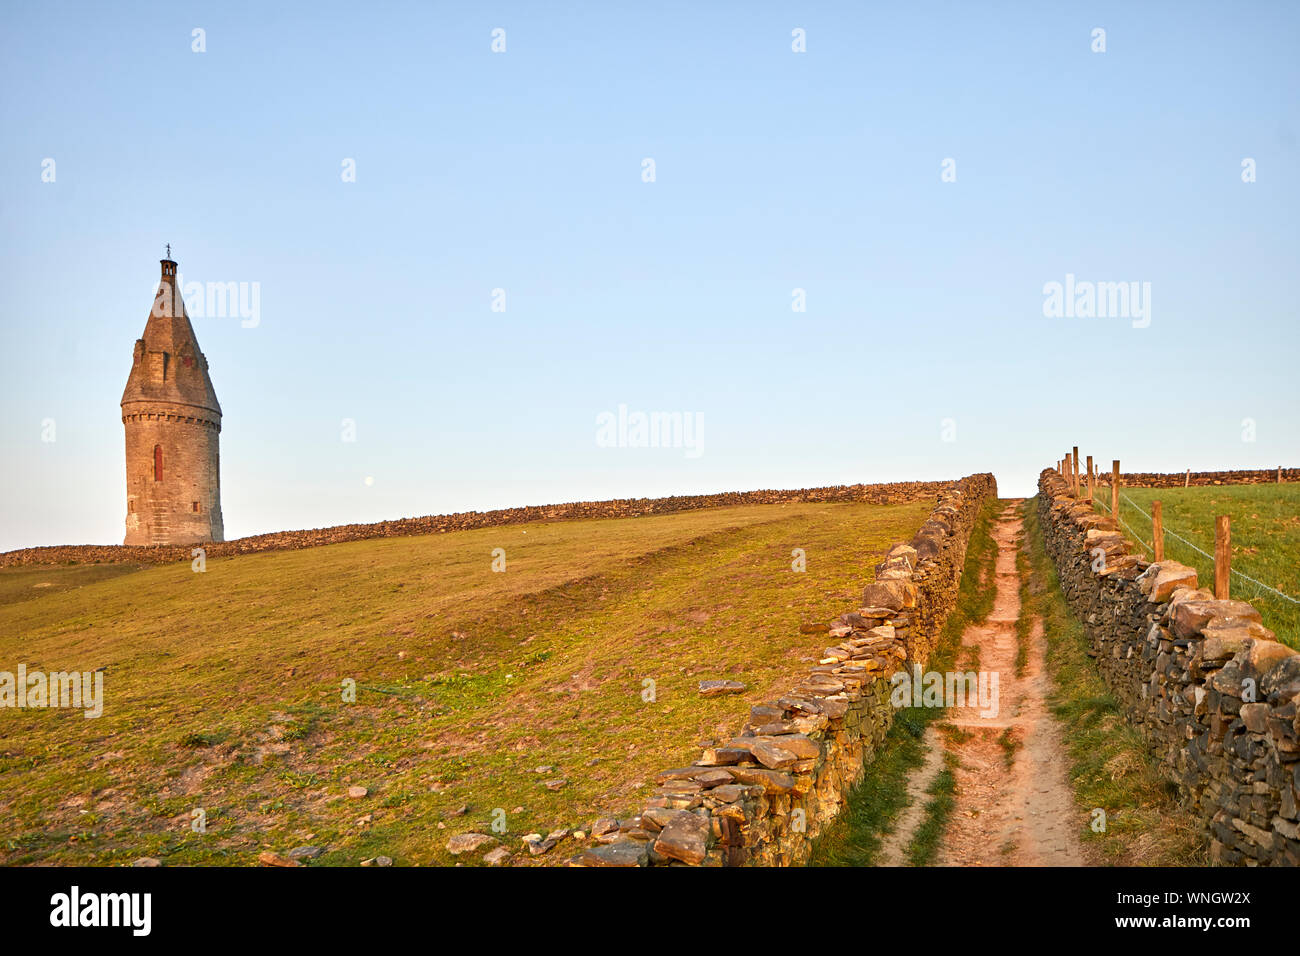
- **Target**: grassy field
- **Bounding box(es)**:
[1092,483,1300,648]
[0,498,933,866]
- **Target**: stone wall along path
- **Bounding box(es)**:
[572,474,999,866]
[1037,468,1300,866]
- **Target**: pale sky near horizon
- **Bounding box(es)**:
[2,1,1298,551]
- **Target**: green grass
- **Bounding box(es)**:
[0,563,148,609]
[997,727,1020,770]
[804,706,933,866]
[807,497,1000,866]
[1092,483,1300,648]
[0,499,933,866]
[1020,499,1205,866]
[904,752,957,866]
[1013,542,1031,677]
[940,500,1000,644]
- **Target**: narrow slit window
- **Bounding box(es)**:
[153,444,163,481]
[192,501,200,513]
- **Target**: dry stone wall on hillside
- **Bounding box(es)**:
[0,481,961,568]
[1037,469,1300,866]
[1101,468,1298,489]
[576,472,998,867]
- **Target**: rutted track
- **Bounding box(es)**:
[936,501,1083,866]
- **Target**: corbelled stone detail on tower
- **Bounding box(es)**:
[121,255,224,545]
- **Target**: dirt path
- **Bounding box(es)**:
[934,499,1084,866]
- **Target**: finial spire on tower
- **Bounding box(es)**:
[166,242,171,259]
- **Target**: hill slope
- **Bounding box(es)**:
[0,499,931,866]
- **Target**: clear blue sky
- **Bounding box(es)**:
[2,1,1297,551]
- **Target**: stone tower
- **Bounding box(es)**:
[121,254,224,545]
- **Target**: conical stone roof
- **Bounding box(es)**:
[121,258,221,420]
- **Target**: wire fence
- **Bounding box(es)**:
[1090,491,1300,606]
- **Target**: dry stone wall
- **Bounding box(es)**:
[576,472,998,867]
[1101,468,1298,489]
[0,480,962,568]
[1037,469,1300,866]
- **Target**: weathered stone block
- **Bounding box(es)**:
[1137,561,1198,602]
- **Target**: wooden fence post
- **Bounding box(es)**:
[1152,500,1164,562]
[1111,460,1120,522]
[1215,516,1230,599]
[1086,455,1094,502]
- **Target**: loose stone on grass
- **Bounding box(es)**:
[446,833,497,856]
[699,680,746,697]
